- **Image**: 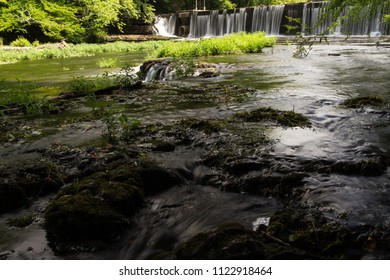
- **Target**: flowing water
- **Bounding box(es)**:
[1,42,390,259]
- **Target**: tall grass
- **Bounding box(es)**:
[0,41,163,64]
[150,32,276,59]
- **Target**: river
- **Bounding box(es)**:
[0,42,389,259]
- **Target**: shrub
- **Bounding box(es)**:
[10,37,31,47]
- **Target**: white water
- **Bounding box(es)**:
[155,2,389,37]
[302,2,389,36]
[189,8,248,38]
[251,5,285,35]
[154,14,177,36]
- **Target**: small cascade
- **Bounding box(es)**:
[143,60,176,82]
[154,14,177,36]
[251,5,285,35]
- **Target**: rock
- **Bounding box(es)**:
[173,223,312,260]
[175,223,266,260]
[7,214,37,228]
[139,166,181,195]
[44,170,144,252]
[0,162,64,214]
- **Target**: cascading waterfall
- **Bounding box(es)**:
[251,5,285,35]
[339,4,389,36]
[154,14,177,36]
[156,2,389,38]
[302,2,389,36]
[189,8,248,38]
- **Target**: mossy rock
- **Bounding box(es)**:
[7,214,37,228]
[44,169,144,252]
[234,107,311,128]
[341,96,386,108]
[175,223,266,260]
[44,194,126,242]
[0,162,64,214]
[0,184,29,214]
[139,166,182,195]
[179,118,224,134]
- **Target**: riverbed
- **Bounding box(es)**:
[0,42,389,259]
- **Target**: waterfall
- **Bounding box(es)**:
[154,14,177,36]
[144,60,176,82]
[251,5,285,35]
[166,2,389,38]
[189,8,248,38]
[302,2,389,36]
[189,11,209,38]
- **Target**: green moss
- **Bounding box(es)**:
[179,118,225,134]
[234,107,311,128]
[341,96,387,108]
[7,214,37,228]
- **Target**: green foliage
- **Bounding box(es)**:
[0,79,52,114]
[284,17,314,58]
[115,64,139,89]
[68,77,97,96]
[172,57,196,78]
[118,114,141,141]
[151,32,276,59]
[0,0,155,43]
[10,37,31,47]
[68,73,116,97]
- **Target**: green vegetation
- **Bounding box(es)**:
[97,58,117,68]
[151,32,276,59]
[341,96,387,108]
[234,107,311,128]
[10,37,31,47]
[0,0,155,43]
[180,118,224,134]
[0,80,52,115]
[0,41,161,64]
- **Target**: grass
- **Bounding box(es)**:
[149,32,276,59]
[0,41,163,64]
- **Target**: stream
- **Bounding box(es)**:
[0,42,389,259]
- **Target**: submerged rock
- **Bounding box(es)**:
[173,223,312,260]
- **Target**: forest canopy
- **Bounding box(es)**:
[0,0,389,44]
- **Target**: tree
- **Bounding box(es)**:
[0,0,84,42]
[0,0,155,43]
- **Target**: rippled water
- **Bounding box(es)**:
[1,43,389,259]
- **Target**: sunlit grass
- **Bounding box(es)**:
[0,41,163,64]
[149,32,276,59]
